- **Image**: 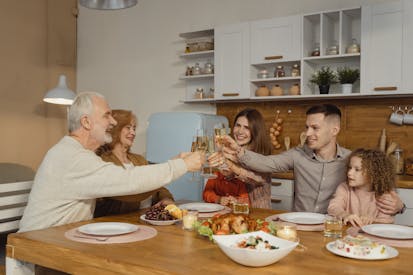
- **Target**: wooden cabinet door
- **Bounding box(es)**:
[361,1,402,93]
[250,15,301,64]
[214,22,250,100]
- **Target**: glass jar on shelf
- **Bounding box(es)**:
[311,43,320,56]
[274,65,285,78]
[194,88,205,99]
[207,88,214,98]
[203,61,214,74]
[192,63,202,75]
[390,148,404,175]
[185,66,192,76]
[346,38,360,54]
[291,64,300,77]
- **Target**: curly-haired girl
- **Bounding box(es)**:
[327,148,396,227]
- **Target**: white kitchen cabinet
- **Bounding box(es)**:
[179,29,215,102]
[361,1,402,93]
[179,4,413,104]
[270,178,294,211]
[250,15,301,64]
[395,188,413,226]
[214,22,250,100]
[402,0,413,92]
[301,8,361,96]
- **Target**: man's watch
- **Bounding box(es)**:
[399,203,407,214]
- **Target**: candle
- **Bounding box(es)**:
[277,224,298,242]
[182,210,198,230]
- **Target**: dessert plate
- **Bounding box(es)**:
[361,224,413,240]
[278,212,325,225]
[78,222,138,236]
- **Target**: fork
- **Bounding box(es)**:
[73,234,110,242]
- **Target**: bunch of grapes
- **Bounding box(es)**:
[145,205,174,221]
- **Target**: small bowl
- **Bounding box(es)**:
[212,231,298,267]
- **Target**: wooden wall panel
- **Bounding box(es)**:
[217,98,413,160]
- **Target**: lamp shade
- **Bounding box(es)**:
[79,0,138,10]
[43,75,76,105]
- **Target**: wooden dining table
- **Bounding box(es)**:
[6,208,413,275]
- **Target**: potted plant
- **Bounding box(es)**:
[337,67,360,94]
[309,66,338,94]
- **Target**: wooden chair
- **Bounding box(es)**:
[0,181,33,233]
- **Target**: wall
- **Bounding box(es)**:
[217,98,413,159]
[0,0,76,181]
[77,0,395,156]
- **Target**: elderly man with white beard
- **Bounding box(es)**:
[7,92,203,274]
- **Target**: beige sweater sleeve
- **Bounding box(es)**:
[327,182,349,218]
[63,151,187,199]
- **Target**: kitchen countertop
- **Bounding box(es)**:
[272,172,413,189]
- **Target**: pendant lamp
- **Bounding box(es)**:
[43,75,76,105]
[79,0,138,10]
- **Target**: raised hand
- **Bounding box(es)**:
[182,151,205,172]
[221,135,243,162]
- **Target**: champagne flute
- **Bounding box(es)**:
[214,123,229,170]
[190,129,207,181]
[200,134,218,179]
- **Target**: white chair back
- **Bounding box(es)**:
[0,181,33,233]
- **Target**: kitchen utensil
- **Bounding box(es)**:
[389,107,404,125]
[299,132,306,147]
[379,129,386,152]
[385,141,398,156]
[284,136,291,150]
[73,234,110,242]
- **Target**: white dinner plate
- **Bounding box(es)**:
[179,202,224,213]
[361,224,413,240]
[140,214,180,226]
[326,242,398,260]
[278,212,326,225]
[77,222,138,236]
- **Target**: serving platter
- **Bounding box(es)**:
[326,242,398,260]
[77,222,138,236]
